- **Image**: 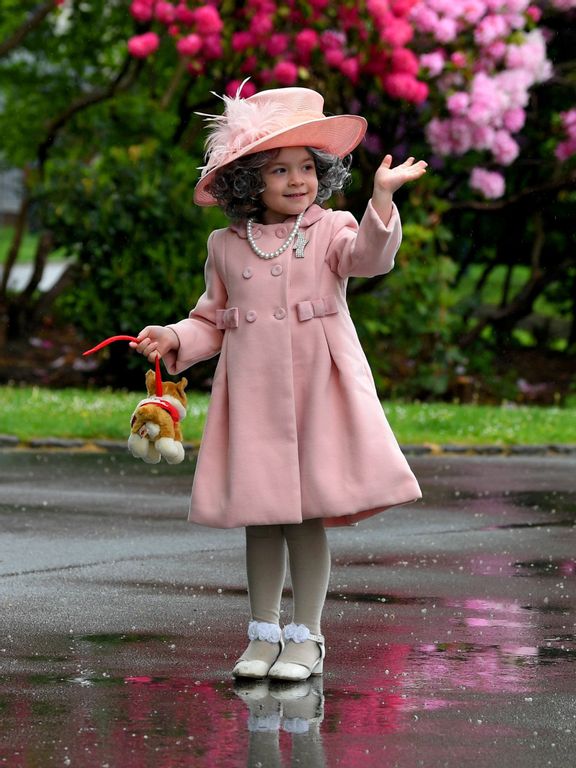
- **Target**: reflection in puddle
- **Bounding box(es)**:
[1,614,575,767]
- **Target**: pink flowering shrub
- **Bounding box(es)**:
[410,0,563,198]
[125,0,576,199]
[127,0,429,103]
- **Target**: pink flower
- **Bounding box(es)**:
[491,130,520,164]
[391,0,419,15]
[560,108,576,138]
[450,51,467,68]
[471,124,496,150]
[272,60,299,85]
[433,17,458,43]
[367,0,389,23]
[225,79,257,98]
[232,31,254,52]
[470,168,505,199]
[340,56,360,83]
[250,13,273,38]
[526,4,542,21]
[175,3,196,25]
[502,107,526,132]
[447,91,470,116]
[505,30,552,82]
[420,50,445,77]
[391,47,420,75]
[381,17,414,46]
[449,118,473,154]
[194,5,224,35]
[426,118,454,155]
[474,14,509,46]
[295,28,319,56]
[130,0,154,23]
[555,109,576,161]
[127,32,160,58]
[320,30,346,51]
[266,33,289,56]
[241,54,258,73]
[176,33,202,57]
[460,0,486,24]
[383,72,428,103]
[155,1,176,25]
[409,5,439,34]
[555,139,576,162]
[485,40,507,60]
[202,34,223,60]
[325,48,346,67]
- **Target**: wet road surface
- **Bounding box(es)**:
[0,451,575,767]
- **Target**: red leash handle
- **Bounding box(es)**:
[83,335,163,397]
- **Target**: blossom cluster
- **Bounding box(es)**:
[411,0,562,198]
[126,0,576,199]
[127,0,430,103]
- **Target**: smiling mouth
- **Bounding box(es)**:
[285,193,307,198]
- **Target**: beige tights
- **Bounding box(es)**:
[240,518,331,665]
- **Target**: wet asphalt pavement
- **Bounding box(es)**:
[0,450,575,767]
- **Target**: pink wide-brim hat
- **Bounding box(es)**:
[194,86,368,206]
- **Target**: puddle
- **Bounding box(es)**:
[1,624,575,768]
[513,559,576,577]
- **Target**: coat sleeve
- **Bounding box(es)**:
[326,200,402,279]
[162,230,227,374]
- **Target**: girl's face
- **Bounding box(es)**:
[259,147,319,225]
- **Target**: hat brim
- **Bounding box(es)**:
[193,114,367,207]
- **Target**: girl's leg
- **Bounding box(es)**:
[276,518,331,669]
[237,524,287,667]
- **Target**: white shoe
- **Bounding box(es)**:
[268,624,325,682]
[232,621,283,679]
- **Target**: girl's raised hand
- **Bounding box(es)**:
[374,154,428,195]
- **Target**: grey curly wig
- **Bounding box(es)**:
[207,148,352,222]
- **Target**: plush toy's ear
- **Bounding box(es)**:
[145,369,156,395]
[177,377,188,398]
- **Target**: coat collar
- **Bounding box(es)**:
[229,204,330,239]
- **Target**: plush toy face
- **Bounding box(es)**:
[145,369,188,406]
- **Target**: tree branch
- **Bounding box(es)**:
[0,1,55,59]
[37,56,143,169]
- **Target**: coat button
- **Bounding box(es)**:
[274,307,287,320]
[251,228,262,240]
[246,310,257,323]
[275,226,288,238]
[242,267,253,279]
[270,264,283,276]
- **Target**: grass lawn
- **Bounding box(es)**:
[0,226,39,263]
[2,385,574,446]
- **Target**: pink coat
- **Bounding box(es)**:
[164,202,422,528]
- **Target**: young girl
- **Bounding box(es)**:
[131,85,426,682]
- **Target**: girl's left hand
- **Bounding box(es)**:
[374,154,428,195]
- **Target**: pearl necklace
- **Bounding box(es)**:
[246,212,304,260]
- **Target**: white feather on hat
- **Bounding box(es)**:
[199,84,292,176]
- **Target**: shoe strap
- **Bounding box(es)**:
[283,623,324,645]
[248,620,282,643]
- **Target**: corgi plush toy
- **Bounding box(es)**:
[128,369,188,464]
